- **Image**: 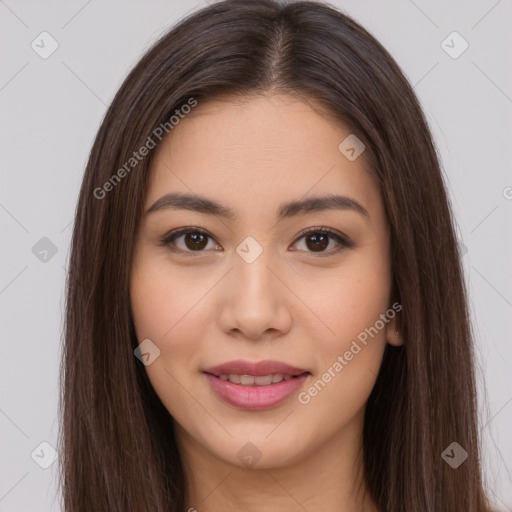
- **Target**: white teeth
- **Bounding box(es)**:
[254,375,273,386]
[239,375,254,385]
[228,374,241,384]
[217,373,298,386]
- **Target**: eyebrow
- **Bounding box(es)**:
[145,192,369,221]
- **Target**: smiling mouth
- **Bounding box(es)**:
[205,372,309,386]
[203,371,311,410]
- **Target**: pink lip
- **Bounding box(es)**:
[203,359,308,377]
[203,359,310,410]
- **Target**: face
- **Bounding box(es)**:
[130,93,401,471]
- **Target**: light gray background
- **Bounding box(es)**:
[1,0,511,510]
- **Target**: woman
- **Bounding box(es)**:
[59,0,493,510]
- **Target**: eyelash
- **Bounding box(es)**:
[159,226,354,256]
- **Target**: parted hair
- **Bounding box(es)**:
[60,1,491,510]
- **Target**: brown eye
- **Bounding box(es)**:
[161,226,353,256]
[293,227,354,255]
[304,232,329,252]
[161,228,218,253]
[182,232,208,251]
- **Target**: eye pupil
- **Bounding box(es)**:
[306,233,329,252]
[164,228,347,255]
[185,233,208,250]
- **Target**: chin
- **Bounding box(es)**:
[202,427,314,470]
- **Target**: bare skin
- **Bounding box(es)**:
[130,93,403,512]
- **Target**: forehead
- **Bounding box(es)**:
[146,93,381,220]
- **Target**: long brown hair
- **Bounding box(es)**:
[59,0,492,510]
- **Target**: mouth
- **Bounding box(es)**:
[204,372,308,386]
[202,360,311,410]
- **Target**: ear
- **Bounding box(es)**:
[385,314,403,347]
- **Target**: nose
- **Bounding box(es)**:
[216,243,293,342]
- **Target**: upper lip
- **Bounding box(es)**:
[203,359,309,377]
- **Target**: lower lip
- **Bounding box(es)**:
[204,373,310,410]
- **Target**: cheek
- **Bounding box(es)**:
[303,252,391,352]
[130,257,210,424]
[295,253,392,416]
[130,263,175,342]
[130,256,207,359]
